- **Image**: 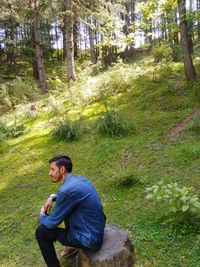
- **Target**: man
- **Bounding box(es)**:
[36,155,106,267]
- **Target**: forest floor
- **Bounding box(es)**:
[0,50,200,267]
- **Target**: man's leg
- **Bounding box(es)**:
[36,225,68,267]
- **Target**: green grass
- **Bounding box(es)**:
[0,55,200,266]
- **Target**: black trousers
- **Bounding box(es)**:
[35,225,86,267]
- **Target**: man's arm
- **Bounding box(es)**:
[43,194,57,214]
[40,192,78,228]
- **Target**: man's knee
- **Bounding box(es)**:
[36,224,58,243]
[35,224,46,240]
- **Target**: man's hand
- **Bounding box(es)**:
[40,206,45,215]
[43,197,53,214]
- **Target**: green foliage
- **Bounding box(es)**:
[0,120,9,136]
[0,42,199,267]
[0,118,26,139]
[7,122,26,138]
[186,116,200,134]
[97,110,133,137]
[171,44,182,62]
[19,105,40,123]
[97,64,135,96]
[46,95,65,118]
[51,119,81,141]
[0,77,40,110]
[0,121,7,149]
[146,181,200,215]
[114,168,140,187]
[191,80,200,103]
[178,146,200,164]
[151,44,172,63]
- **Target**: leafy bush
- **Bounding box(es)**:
[151,44,172,63]
[0,121,9,136]
[8,123,26,138]
[0,132,6,153]
[19,105,40,123]
[146,181,200,215]
[192,81,200,104]
[178,146,200,164]
[171,44,182,62]
[97,65,135,97]
[115,168,140,187]
[0,77,40,110]
[97,110,133,137]
[0,119,26,138]
[46,95,65,118]
[186,116,200,134]
[51,119,81,141]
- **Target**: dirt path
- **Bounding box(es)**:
[166,108,200,140]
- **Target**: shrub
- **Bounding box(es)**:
[97,65,135,97]
[0,130,5,142]
[97,110,133,137]
[171,44,182,62]
[151,44,172,63]
[8,122,26,138]
[0,119,26,138]
[51,119,81,141]
[0,77,40,110]
[186,116,200,134]
[0,132,6,153]
[19,105,39,123]
[47,95,65,118]
[178,146,200,164]
[146,181,200,215]
[114,168,140,187]
[0,121,9,136]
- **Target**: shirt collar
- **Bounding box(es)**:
[64,173,73,182]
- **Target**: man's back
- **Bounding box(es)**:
[60,174,106,250]
[41,173,106,250]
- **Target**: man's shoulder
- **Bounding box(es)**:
[60,174,93,195]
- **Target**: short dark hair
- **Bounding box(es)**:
[49,155,73,173]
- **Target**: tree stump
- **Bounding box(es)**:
[66,224,135,267]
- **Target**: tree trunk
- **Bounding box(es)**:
[188,0,194,53]
[73,20,78,59]
[173,7,179,44]
[64,0,76,82]
[197,0,200,39]
[66,224,135,267]
[178,0,196,81]
[31,0,48,93]
[55,22,60,61]
[30,25,39,80]
[88,18,97,64]
[62,25,67,61]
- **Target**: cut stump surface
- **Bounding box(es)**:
[66,224,135,267]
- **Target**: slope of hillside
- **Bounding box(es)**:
[0,53,200,267]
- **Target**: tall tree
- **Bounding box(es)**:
[30,0,48,93]
[88,17,98,64]
[64,0,76,81]
[178,0,196,81]
[197,0,200,39]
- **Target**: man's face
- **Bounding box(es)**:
[49,162,62,183]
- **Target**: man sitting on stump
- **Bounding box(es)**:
[36,155,106,267]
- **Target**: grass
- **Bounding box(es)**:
[0,53,200,266]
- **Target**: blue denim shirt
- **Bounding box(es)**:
[40,173,106,250]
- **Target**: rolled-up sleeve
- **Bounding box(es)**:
[40,192,77,229]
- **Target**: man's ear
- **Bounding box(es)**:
[60,166,66,174]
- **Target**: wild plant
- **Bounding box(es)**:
[146,181,200,215]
